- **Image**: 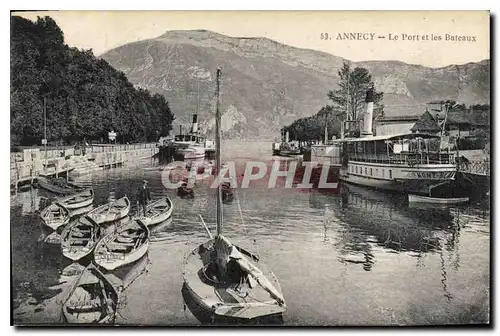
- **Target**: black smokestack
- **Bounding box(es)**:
[365,87,374,103]
[192,114,198,123]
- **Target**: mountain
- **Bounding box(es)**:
[101,30,490,140]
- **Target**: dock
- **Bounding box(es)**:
[10,143,159,192]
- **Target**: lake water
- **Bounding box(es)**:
[11,141,490,326]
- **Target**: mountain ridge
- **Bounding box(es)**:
[101,30,490,139]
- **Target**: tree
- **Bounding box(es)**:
[10,15,175,145]
[327,61,384,136]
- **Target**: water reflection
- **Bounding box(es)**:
[311,184,463,272]
[11,153,490,325]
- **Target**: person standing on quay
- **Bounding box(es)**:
[136,180,151,217]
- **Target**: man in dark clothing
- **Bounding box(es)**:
[136,180,151,216]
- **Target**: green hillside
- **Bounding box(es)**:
[11,15,175,145]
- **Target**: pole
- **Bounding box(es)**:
[197,80,200,116]
[44,97,47,173]
[215,68,222,237]
[342,69,349,139]
[199,215,213,239]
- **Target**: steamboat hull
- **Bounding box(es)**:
[340,162,456,195]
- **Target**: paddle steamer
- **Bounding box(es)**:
[333,89,457,196]
[172,114,215,160]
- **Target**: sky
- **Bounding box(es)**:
[13,10,490,68]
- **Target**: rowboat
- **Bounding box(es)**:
[37,176,86,195]
[62,263,119,324]
[135,197,173,226]
[177,182,195,199]
[61,216,102,261]
[221,182,233,203]
[68,204,95,218]
[87,197,130,225]
[57,188,94,210]
[408,194,469,205]
[40,203,71,230]
[183,69,286,324]
[94,218,150,271]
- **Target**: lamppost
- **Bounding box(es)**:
[43,97,48,173]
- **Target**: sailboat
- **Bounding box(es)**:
[182,68,286,324]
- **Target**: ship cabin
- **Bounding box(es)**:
[174,133,206,144]
[334,132,455,168]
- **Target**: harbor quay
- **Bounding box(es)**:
[10,143,159,191]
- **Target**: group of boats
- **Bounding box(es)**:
[36,176,173,324]
[33,68,288,325]
[283,88,473,204]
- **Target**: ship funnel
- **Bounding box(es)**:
[285,131,290,143]
[361,88,374,137]
[191,114,198,133]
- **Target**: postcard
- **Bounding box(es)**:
[10,10,490,326]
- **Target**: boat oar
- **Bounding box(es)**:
[198,215,213,239]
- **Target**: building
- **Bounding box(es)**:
[374,115,421,136]
[410,110,441,134]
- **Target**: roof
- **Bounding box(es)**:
[375,115,421,123]
[410,110,441,132]
[331,132,441,143]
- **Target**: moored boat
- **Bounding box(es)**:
[40,203,71,230]
[61,216,102,261]
[62,263,119,324]
[68,204,95,218]
[87,196,130,225]
[94,218,149,271]
[172,113,215,160]
[221,182,234,203]
[408,194,469,204]
[183,68,286,324]
[57,188,94,209]
[333,89,456,196]
[37,176,86,195]
[135,197,173,226]
[177,182,195,199]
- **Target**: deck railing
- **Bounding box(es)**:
[459,160,490,176]
[349,152,455,165]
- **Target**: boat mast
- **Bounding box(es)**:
[215,68,222,236]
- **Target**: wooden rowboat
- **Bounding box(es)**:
[221,182,234,203]
[57,188,94,210]
[135,197,173,226]
[37,176,86,195]
[61,216,102,261]
[177,182,194,199]
[62,263,119,324]
[408,194,469,205]
[40,203,70,230]
[87,197,130,225]
[94,218,149,271]
[68,204,95,218]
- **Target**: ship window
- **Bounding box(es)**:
[355,166,358,174]
[389,170,392,178]
[376,169,379,176]
[370,168,373,176]
[364,167,367,175]
[382,169,385,177]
